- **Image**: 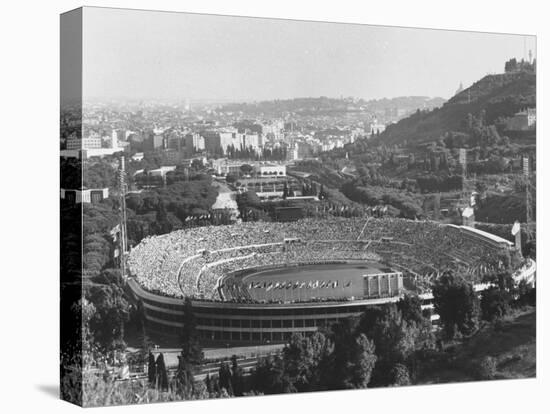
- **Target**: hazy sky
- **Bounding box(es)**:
[82,7,536,102]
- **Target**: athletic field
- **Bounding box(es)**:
[238,262,389,302]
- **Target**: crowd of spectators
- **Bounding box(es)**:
[127,217,514,300]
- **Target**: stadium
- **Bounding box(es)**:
[127,217,527,345]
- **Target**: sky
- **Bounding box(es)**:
[82,7,536,103]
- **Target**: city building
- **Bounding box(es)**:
[60,188,109,204]
[61,147,124,159]
[295,142,313,159]
[256,163,286,177]
[235,176,300,200]
[148,166,177,178]
[66,136,102,150]
[131,152,144,162]
[201,128,263,155]
[184,133,205,154]
[166,135,183,151]
[153,133,165,150]
[368,121,386,136]
[287,146,299,161]
[112,129,125,146]
[506,108,536,131]
[210,158,244,176]
[63,131,123,159]
[162,149,183,165]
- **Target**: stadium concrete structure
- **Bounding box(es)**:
[126,217,527,345]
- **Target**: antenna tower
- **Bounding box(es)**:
[457,148,476,215]
[523,156,535,241]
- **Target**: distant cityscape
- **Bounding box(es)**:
[62,95,445,159]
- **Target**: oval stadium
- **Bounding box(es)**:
[127,217,533,345]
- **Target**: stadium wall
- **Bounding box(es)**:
[128,278,403,345]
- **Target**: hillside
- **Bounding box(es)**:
[417,309,536,384]
[380,71,536,145]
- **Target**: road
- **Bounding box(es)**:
[114,344,285,382]
[211,181,239,214]
[150,343,285,369]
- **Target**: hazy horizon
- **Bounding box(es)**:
[82,7,536,103]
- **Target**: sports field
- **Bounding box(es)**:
[239,262,388,302]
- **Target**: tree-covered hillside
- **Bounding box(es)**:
[380,71,536,145]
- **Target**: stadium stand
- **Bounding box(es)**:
[127,217,516,301]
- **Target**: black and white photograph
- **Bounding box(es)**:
[2,1,548,412]
[57,6,540,408]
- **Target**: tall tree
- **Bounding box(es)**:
[147,351,156,386]
[357,304,418,385]
[282,332,333,392]
[218,362,234,395]
[397,294,424,325]
[328,319,377,389]
[155,353,169,392]
[153,202,172,235]
[180,297,203,366]
[175,354,194,398]
[87,284,130,350]
[432,272,480,338]
[282,182,289,199]
[230,355,245,396]
[347,334,378,389]
[251,355,293,394]
[240,164,254,175]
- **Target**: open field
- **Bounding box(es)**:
[240,262,389,302]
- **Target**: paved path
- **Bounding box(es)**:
[211,181,239,212]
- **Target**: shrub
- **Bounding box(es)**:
[390,363,411,386]
[515,281,536,307]
[473,356,497,381]
[480,287,512,321]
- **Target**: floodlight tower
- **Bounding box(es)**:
[457,148,477,226]
[523,156,535,242]
[119,155,129,276]
[458,148,471,205]
[459,148,467,184]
